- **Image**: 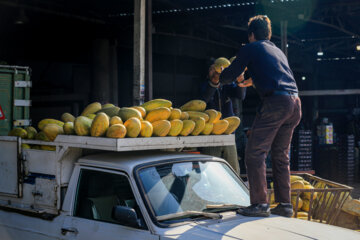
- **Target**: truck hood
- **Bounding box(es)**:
[160,214,360,240]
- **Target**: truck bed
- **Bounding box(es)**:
[0,134,235,217]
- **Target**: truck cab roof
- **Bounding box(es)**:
[77,151,222,173]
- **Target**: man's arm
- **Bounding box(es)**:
[226,82,247,101]
[219,46,250,84]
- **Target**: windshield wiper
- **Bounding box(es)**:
[204,204,247,212]
[156,211,222,222]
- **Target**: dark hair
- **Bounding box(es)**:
[248,15,272,40]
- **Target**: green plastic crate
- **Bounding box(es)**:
[0,65,31,136]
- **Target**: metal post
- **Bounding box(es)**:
[133,0,146,106]
[145,0,153,101]
[92,39,110,103]
[280,20,288,57]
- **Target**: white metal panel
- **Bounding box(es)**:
[23,149,57,175]
[0,137,19,196]
[34,178,57,209]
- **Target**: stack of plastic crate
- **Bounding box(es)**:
[337,135,355,184]
[291,130,313,171]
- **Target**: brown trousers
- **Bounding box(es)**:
[245,95,301,204]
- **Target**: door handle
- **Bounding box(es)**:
[61,227,79,235]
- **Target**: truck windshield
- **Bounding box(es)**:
[138,161,250,220]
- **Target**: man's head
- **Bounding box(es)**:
[247,15,272,42]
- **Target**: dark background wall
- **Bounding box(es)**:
[0,0,359,132]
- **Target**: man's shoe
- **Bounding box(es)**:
[237,204,270,217]
[270,203,293,217]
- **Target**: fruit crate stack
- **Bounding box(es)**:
[291,130,313,171]
[337,135,355,184]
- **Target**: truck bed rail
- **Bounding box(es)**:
[21,134,235,152]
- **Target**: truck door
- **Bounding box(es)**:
[61,167,158,240]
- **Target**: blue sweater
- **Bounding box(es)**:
[220,40,298,98]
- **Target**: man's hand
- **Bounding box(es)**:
[236,74,245,84]
[238,78,253,87]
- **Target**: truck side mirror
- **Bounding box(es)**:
[112,205,140,227]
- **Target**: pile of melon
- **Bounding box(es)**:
[270,175,326,220]
[8,99,241,151]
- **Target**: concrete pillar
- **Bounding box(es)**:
[133,0,146,105]
[145,0,153,101]
[92,39,110,103]
[109,40,119,105]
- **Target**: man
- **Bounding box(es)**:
[216,15,302,217]
[200,64,247,175]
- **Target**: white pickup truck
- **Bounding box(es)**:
[0,134,359,240]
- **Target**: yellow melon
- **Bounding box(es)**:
[110,116,123,126]
[214,57,231,73]
[180,112,189,120]
[201,123,214,135]
[132,106,146,118]
[152,120,171,137]
[102,103,115,109]
[180,100,206,112]
[301,185,318,200]
[191,117,206,136]
[74,116,93,136]
[8,128,28,139]
[211,120,229,135]
[205,109,218,123]
[223,116,241,134]
[169,108,182,120]
[38,119,64,131]
[291,180,305,191]
[214,111,222,123]
[124,117,141,138]
[141,99,172,112]
[81,102,102,116]
[140,121,153,137]
[168,119,183,137]
[86,114,96,120]
[118,108,142,122]
[25,126,37,139]
[291,196,303,210]
[90,112,110,137]
[302,199,310,212]
[290,175,304,183]
[21,143,31,149]
[106,124,127,138]
[180,120,195,136]
[63,122,75,135]
[43,124,64,141]
[145,107,171,122]
[186,111,209,122]
[61,113,75,122]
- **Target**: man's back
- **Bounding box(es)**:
[220,40,298,98]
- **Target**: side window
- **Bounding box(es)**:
[74,169,146,229]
